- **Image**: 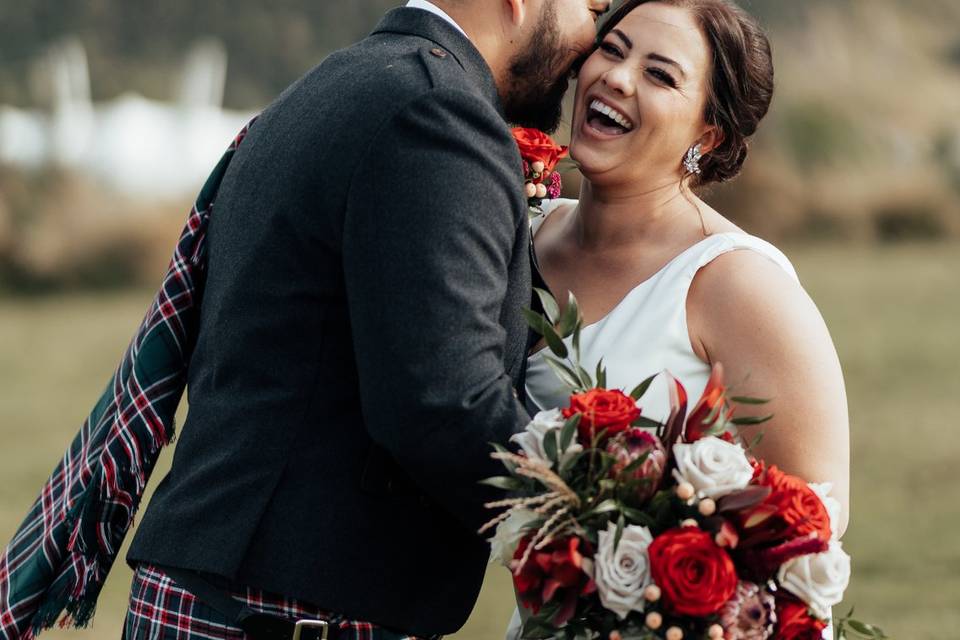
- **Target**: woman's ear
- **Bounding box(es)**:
[698,125,724,157]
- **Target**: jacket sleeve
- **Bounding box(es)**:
[342,87,531,533]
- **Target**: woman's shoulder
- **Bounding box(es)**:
[530,198,578,237]
[687,234,824,359]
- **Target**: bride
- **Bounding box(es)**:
[508,0,849,636]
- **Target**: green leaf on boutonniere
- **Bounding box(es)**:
[479,476,525,491]
[534,287,560,325]
[629,373,658,401]
[730,396,771,405]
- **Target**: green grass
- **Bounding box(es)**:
[1,243,958,639]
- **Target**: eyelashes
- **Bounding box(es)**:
[598,41,679,89]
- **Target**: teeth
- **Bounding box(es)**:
[589,99,634,131]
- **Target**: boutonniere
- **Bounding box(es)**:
[512,127,569,217]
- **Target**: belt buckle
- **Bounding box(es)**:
[292,619,329,640]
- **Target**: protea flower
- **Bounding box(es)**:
[719,581,776,640]
[607,428,667,504]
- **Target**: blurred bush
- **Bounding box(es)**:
[0,166,186,293]
[1,0,959,292]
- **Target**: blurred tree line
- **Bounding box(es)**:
[0,0,868,109]
[2,0,960,293]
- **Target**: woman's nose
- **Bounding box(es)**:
[601,65,635,97]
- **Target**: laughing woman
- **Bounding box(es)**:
[509,0,849,637]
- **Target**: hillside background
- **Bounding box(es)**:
[1,2,959,639]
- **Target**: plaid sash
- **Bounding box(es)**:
[0,119,256,640]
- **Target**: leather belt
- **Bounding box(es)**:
[161,567,337,640]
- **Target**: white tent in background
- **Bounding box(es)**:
[0,37,257,199]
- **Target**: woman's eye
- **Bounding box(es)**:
[647,67,677,88]
[599,42,623,58]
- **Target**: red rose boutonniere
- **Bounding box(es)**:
[512,127,568,215]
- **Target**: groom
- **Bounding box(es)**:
[124,1,609,639]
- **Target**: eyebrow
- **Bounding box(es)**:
[609,28,687,79]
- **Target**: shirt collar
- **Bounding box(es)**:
[405,0,469,39]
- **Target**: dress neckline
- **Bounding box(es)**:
[529,230,750,359]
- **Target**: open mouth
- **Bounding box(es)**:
[586,98,635,136]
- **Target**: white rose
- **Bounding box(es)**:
[488,508,539,568]
[671,437,753,499]
[594,521,654,619]
[778,539,851,620]
[809,482,842,540]
[510,409,583,468]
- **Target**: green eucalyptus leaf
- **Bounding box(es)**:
[544,356,582,391]
[621,506,654,525]
[572,319,582,361]
[560,415,580,452]
[731,414,774,426]
[629,374,658,401]
[559,449,586,475]
[522,308,549,335]
[730,396,771,405]
[634,416,663,431]
[620,451,651,476]
[593,498,619,514]
[543,430,559,466]
[542,323,569,359]
[534,287,561,325]
[576,364,594,389]
[479,476,525,491]
[613,512,626,551]
[558,292,581,337]
[595,358,606,389]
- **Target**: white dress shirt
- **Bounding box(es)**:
[405,0,469,39]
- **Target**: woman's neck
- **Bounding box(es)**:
[572,176,703,251]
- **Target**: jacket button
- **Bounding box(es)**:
[430,47,448,58]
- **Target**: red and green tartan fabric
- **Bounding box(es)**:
[0,120,256,640]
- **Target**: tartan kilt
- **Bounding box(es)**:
[124,564,435,640]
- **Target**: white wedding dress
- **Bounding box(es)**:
[505,198,826,639]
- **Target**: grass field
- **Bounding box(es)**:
[2,242,958,639]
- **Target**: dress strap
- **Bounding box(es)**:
[529,197,577,238]
[680,232,800,284]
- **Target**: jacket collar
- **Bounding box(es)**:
[371,7,504,117]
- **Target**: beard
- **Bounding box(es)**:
[503,2,578,133]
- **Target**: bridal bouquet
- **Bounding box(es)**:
[482,290,884,640]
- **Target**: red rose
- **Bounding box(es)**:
[562,389,640,444]
[648,527,739,617]
[512,127,569,175]
[740,465,832,546]
[684,363,732,442]
[775,598,828,640]
[512,536,596,626]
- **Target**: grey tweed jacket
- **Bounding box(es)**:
[127,7,533,636]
